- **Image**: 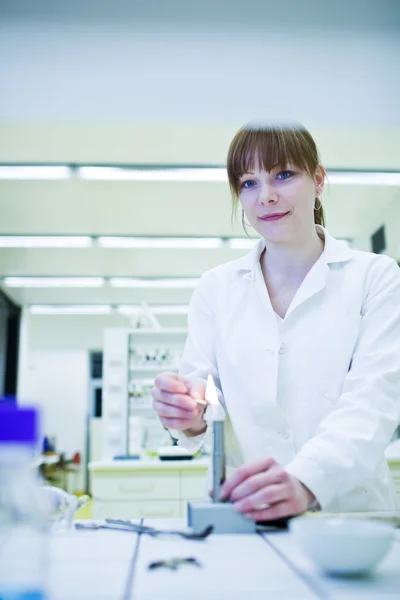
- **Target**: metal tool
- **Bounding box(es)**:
[148,556,202,571]
[75,519,213,540]
[188,416,256,534]
[187,501,256,534]
[212,420,225,503]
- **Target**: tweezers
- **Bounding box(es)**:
[75,519,213,540]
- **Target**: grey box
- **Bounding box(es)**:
[187,501,256,534]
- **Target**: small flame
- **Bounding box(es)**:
[205,374,220,407]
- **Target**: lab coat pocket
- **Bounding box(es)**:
[317,314,362,404]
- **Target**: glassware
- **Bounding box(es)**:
[40,486,80,533]
[0,405,50,600]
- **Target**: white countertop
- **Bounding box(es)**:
[49,517,400,600]
[89,456,210,472]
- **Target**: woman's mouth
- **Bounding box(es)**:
[259,211,290,222]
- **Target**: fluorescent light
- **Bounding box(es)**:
[0,164,399,186]
[117,305,189,315]
[98,236,223,249]
[78,167,228,182]
[3,277,105,288]
[28,304,188,316]
[0,236,93,248]
[326,172,400,186]
[0,235,254,250]
[0,166,71,180]
[78,167,400,185]
[97,236,262,249]
[151,305,189,315]
[0,235,259,250]
[0,164,398,186]
[109,277,199,289]
[29,305,112,315]
[227,238,258,250]
[116,305,140,314]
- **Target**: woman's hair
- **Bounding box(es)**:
[227,122,325,227]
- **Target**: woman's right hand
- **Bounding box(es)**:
[151,372,207,434]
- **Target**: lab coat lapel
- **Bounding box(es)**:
[252,263,280,343]
[235,267,281,412]
[284,227,353,318]
[237,266,280,355]
[285,256,330,319]
[221,263,280,417]
[231,237,280,356]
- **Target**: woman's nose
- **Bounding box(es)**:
[258,184,278,205]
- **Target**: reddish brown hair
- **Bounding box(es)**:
[227,122,325,227]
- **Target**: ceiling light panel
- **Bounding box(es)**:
[0,165,399,186]
[98,237,223,249]
[78,167,228,182]
[0,236,93,248]
[326,172,400,186]
[109,278,199,288]
[117,305,189,315]
[3,277,105,288]
[29,305,112,315]
[0,166,71,180]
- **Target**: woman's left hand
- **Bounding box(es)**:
[219,457,316,521]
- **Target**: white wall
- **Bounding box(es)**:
[16,312,118,489]
[1,0,399,128]
[353,189,400,258]
[16,310,186,489]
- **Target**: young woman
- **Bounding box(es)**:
[152,122,400,520]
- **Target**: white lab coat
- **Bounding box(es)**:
[175,226,400,512]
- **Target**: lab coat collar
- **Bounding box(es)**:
[232,226,353,274]
[319,226,354,265]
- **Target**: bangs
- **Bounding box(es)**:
[227,124,319,197]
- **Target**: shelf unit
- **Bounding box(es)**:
[102,328,187,459]
[129,364,180,373]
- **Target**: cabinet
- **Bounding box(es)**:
[386,440,400,506]
[89,458,209,519]
[102,328,187,459]
[388,459,400,506]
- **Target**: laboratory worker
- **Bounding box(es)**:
[152,122,400,519]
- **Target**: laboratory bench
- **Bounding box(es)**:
[88,454,400,521]
[89,457,209,519]
[49,517,400,600]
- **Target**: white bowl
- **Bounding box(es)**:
[289,517,395,576]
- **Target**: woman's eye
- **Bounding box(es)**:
[277,170,294,181]
[241,180,256,189]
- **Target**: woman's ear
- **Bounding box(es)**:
[315,165,325,196]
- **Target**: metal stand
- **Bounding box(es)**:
[187,501,256,534]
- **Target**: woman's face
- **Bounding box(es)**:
[239,162,325,243]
